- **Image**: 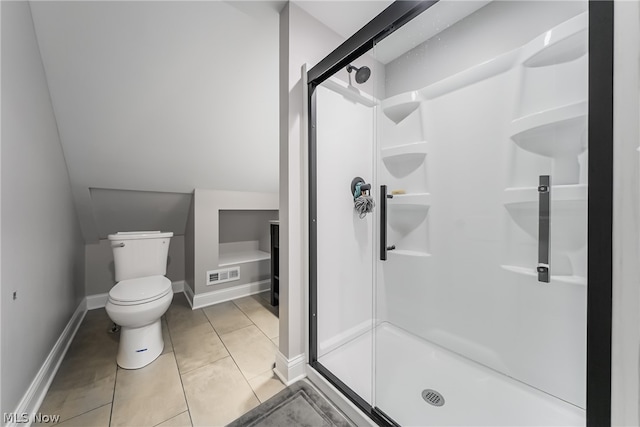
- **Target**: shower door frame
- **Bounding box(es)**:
[307,1,613,426]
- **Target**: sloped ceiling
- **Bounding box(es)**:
[30,1,281,243]
[294,0,393,39]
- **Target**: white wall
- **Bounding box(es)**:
[611,1,640,425]
[85,236,185,296]
[315,82,375,402]
[29,1,281,243]
[377,2,588,408]
[384,1,587,98]
[1,1,85,414]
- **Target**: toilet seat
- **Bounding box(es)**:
[109,275,172,306]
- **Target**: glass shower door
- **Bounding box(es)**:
[372,2,588,425]
[313,76,376,406]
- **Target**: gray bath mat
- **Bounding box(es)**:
[227,380,353,427]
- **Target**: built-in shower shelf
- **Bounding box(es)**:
[381,141,428,160]
[501,265,586,286]
[503,184,586,206]
[382,142,428,178]
[510,101,587,158]
[521,13,588,68]
[381,91,422,124]
[388,193,431,209]
[389,249,431,258]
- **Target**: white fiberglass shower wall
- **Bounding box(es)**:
[315,78,376,403]
[311,1,592,426]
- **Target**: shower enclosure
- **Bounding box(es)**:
[308,1,612,426]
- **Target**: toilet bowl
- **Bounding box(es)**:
[105,275,173,369]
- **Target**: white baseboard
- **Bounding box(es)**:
[8,300,87,427]
[183,282,195,308]
[190,280,270,310]
[172,280,185,293]
[274,351,306,386]
[86,293,108,310]
[86,280,187,310]
[305,366,375,427]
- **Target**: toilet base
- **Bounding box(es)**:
[117,319,164,369]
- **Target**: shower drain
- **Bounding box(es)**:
[422,389,445,407]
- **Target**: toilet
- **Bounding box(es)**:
[105,231,174,369]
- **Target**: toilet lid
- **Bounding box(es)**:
[109,275,172,305]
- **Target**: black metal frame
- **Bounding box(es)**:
[586,2,613,426]
[308,1,613,426]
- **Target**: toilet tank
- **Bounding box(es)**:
[108,231,173,281]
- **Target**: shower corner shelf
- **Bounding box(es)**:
[381,141,428,178]
[389,249,431,258]
[503,184,586,206]
[381,91,422,124]
[501,264,585,286]
[388,192,431,209]
[381,141,428,160]
[510,101,587,157]
[520,13,588,68]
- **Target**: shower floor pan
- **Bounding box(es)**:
[321,323,585,426]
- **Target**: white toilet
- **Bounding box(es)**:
[105,231,174,369]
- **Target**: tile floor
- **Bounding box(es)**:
[38,292,285,427]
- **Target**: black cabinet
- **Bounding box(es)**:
[270,222,279,306]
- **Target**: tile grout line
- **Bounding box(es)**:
[50,400,113,425]
[169,295,281,419]
[201,304,250,337]
[150,410,189,427]
[205,304,264,406]
[108,365,119,427]
[39,313,117,426]
[230,302,279,353]
[231,298,279,341]
[166,312,196,427]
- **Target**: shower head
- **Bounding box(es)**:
[346,64,371,84]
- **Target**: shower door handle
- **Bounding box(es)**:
[537,175,550,283]
[380,185,395,261]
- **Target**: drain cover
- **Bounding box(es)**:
[422,389,445,407]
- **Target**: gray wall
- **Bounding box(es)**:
[1,1,85,414]
[89,189,192,240]
[219,210,278,253]
[192,190,278,295]
[85,236,186,296]
[184,196,195,294]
